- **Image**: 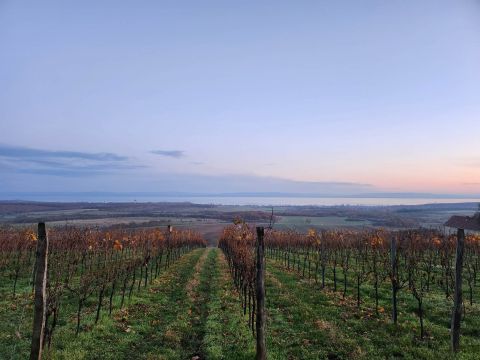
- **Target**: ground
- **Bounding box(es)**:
[2,247,480,359]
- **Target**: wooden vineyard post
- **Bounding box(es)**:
[30,222,49,360]
[166,224,172,268]
[451,228,465,352]
[255,227,266,360]
[444,213,480,351]
[390,234,398,324]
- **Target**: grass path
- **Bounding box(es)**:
[166,248,257,359]
[181,248,212,358]
[203,249,256,359]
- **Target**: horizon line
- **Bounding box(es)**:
[0,191,479,200]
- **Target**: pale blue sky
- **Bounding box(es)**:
[1,1,480,195]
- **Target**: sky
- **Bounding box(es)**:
[1,0,480,197]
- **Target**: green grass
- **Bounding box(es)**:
[204,249,256,359]
[0,271,36,359]
[266,255,480,359]
[0,248,257,359]
[0,250,204,359]
[47,249,205,359]
[2,248,480,359]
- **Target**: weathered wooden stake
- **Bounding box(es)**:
[30,222,48,360]
[451,228,465,352]
[255,227,266,360]
[390,234,398,324]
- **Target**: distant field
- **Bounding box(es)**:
[1,200,478,245]
[25,217,219,228]
[275,215,371,229]
[2,201,479,250]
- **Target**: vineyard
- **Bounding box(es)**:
[1,221,480,359]
[218,223,480,359]
[0,224,207,359]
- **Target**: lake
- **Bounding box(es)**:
[4,193,479,206]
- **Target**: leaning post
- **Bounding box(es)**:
[30,222,49,360]
[255,226,266,360]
